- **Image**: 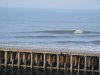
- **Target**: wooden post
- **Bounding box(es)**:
[64,55,67,71]
[25,59,26,70]
[0,51,1,70]
[50,54,52,71]
[70,55,73,75]
[75,56,77,66]
[43,53,46,70]
[64,54,67,75]
[57,54,59,72]
[37,54,39,67]
[88,57,90,67]
[35,53,37,63]
[78,57,80,75]
[18,52,20,69]
[35,54,38,65]
[24,53,26,70]
[84,56,87,75]
[48,54,51,64]
[5,51,7,68]
[31,52,33,69]
[11,52,14,73]
[99,57,100,75]
[92,57,94,75]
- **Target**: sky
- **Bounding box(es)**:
[0,0,100,10]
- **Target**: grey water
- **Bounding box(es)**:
[0,67,99,75]
[0,7,100,75]
[0,8,100,51]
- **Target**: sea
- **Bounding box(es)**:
[0,7,100,75]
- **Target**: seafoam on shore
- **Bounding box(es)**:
[0,43,100,54]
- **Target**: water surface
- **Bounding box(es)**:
[0,8,100,51]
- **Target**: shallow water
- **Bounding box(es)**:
[0,67,99,75]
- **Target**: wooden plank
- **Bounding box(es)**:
[64,54,67,75]
[18,52,20,69]
[84,56,87,75]
[78,57,80,75]
[11,52,14,73]
[92,57,94,75]
[64,55,67,71]
[50,54,52,71]
[24,53,26,70]
[70,55,73,75]
[99,57,100,75]
[57,54,59,72]
[43,53,46,70]
[0,51,1,70]
[31,53,33,69]
[5,51,7,68]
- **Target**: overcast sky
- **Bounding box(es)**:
[0,0,100,10]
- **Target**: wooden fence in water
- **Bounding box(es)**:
[0,48,100,75]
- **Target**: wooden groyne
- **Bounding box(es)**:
[0,48,100,75]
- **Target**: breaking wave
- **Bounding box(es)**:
[21,30,100,34]
[1,29,100,35]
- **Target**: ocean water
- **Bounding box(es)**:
[0,8,100,75]
[0,8,100,51]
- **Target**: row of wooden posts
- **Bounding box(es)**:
[0,49,100,75]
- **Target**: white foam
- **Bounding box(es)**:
[74,29,83,34]
[0,43,100,54]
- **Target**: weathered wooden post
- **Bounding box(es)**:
[88,57,90,67]
[75,56,77,67]
[35,53,38,66]
[31,52,33,69]
[92,57,94,75]
[70,55,73,75]
[5,51,7,68]
[48,54,51,64]
[37,54,39,67]
[11,52,14,73]
[64,54,67,75]
[18,52,20,69]
[0,51,1,70]
[78,57,80,75]
[64,55,66,71]
[43,53,46,70]
[50,54,52,71]
[35,53,37,64]
[99,57,100,75]
[57,54,59,72]
[24,53,26,70]
[84,56,87,75]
